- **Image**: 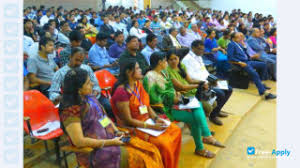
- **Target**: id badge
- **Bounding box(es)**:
[139,105,148,115]
[99,116,111,128]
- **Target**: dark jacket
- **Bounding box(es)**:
[161,35,176,51]
[119,50,149,75]
[100,24,115,38]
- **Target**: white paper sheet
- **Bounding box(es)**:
[136,119,171,137]
[208,96,217,105]
[216,80,229,90]
[32,121,61,137]
[178,97,201,110]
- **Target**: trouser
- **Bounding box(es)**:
[98,96,115,121]
[202,100,217,117]
[261,53,276,80]
[171,103,211,150]
[210,86,233,118]
[243,61,267,95]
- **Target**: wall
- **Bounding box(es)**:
[24,0,145,10]
[151,0,174,9]
[195,0,211,8]
[210,0,277,18]
[24,0,101,11]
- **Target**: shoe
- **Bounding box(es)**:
[209,117,223,126]
[265,93,276,100]
[218,112,228,118]
[263,84,271,90]
[195,149,216,158]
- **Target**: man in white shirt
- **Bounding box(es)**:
[182,41,209,82]
[40,10,51,27]
[191,24,202,41]
[111,16,129,39]
[182,40,232,126]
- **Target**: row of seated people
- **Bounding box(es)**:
[24,37,276,168]
[23,6,276,167]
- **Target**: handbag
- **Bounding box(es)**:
[195,83,216,101]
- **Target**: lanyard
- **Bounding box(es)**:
[126,83,143,105]
[86,96,104,118]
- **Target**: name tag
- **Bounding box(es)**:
[99,116,111,128]
[139,105,148,115]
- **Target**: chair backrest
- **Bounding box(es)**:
[94,70,117,97]
[23,90,60,132]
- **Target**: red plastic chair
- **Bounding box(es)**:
[94,70,117,99]
[24,90,65,166]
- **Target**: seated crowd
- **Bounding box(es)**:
[23,5,277,168]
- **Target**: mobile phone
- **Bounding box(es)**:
[121,137,131,143]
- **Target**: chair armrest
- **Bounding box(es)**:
[228,61,240,65]
[102,87,112,91]
[61,146,94,153]
[24,116,33,136]
[151,104,164,108]
[151,104,165,115]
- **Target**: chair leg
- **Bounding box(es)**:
[89,150,95,168]
[31,137,38,144]
[63,151,68,168]
[43,140,49,153]
[53,138,61,167]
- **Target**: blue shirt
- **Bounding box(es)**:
[150,21,161,35]
[141,45,160,65]
[108,42,126,58]
[68,21,78,30]
[48,64,101,101]
[138,18,147,28]
[88,44,119,75]
[24,64,28,77]
[94,17,104,31]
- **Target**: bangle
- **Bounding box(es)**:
[144,122,147,128]
[100,140,105,148]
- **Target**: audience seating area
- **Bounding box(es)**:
[23,3,276,168]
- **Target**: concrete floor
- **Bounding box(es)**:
[210,100,276,168]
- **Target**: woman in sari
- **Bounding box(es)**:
[80,15,99,43]
[59,67,164,168]
[111,60,181,168]
[144,52,225,158]
[166,49,231,126]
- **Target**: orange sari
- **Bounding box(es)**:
[112,81,182,168]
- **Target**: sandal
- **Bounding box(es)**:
[203,137,226,148]
[195,149,216,158]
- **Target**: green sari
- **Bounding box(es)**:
[143,70,212,151]
[166,63,197,97]
[143,70,175,121]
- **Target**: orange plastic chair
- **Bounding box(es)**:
[24,90,65,166]
[94,70,117,99]
[57,47,64,58]
[87,36,96,44]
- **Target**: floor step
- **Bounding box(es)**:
[178,80,276,168]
